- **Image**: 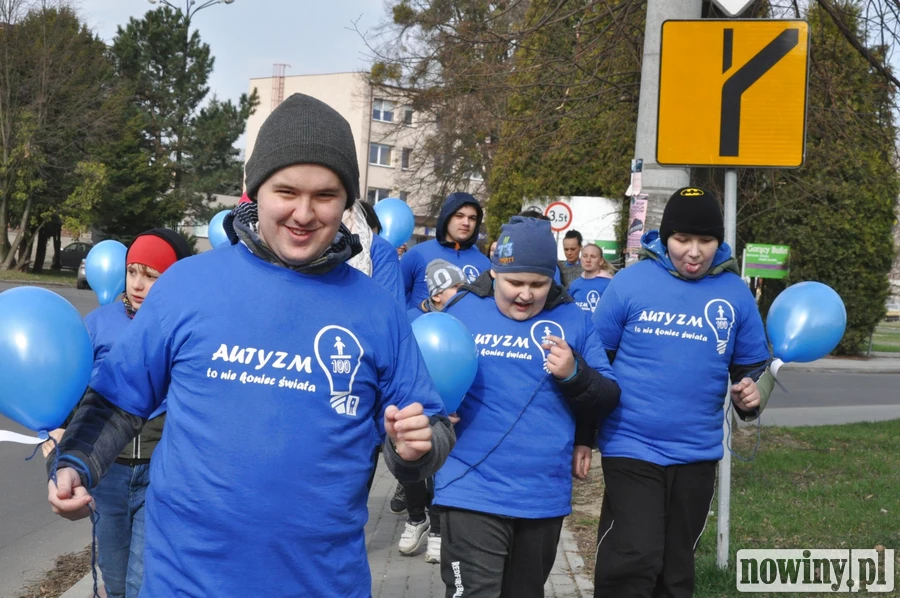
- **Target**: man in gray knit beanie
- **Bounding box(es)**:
[244,93,360,205]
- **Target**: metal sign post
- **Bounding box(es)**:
[717,168,739,569]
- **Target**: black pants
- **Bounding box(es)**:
[441,508,563,598]
[593,457,717,598]
[404,478,442,535]
[366,446,381,492]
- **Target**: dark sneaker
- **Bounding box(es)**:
[390,483,407,514]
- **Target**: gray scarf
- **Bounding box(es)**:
[223,202,362,275]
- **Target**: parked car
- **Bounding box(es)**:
[76,259,90,290]
[59,241,93,270]
[886,302,900,323]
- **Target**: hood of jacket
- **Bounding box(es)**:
[639,229,740,279]
[436,192,484,250]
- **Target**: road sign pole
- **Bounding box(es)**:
[717,168,738,570]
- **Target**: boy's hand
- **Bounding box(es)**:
[48,467,93,521]
[572,445,592,479]
[448,413,460,425]
[385,403,433,461]
[731,377,761,411]
[542,335,576,380]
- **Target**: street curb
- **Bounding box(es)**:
[0,278,76,289]
[559,520,594,597]
[59,569,102,598]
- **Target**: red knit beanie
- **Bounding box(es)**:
[127,234,178,274]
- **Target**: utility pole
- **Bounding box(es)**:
[633,0,703,230]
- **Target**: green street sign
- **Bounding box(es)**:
[593,240,620,260]
[744,243,790,279]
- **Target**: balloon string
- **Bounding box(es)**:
[37,440,102,598]
[434,375,548,492]
[725,400,762,463]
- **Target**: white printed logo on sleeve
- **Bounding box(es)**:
[530,320,565,373]
[314,326,364,417]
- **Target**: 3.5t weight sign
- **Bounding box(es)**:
[544,202,573,232]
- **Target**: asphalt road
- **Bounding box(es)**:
[0,282,97,598]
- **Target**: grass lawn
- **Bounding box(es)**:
[571,420,900,597]
[0,268,77,287]
[871,321,900,353]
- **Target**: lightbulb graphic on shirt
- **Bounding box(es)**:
[462,265,480,282]
[704,299,736,355]
[586,290,601,312]
[314,325,364,417]
[529,320,565,373]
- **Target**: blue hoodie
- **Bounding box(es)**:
[83,301,131,384]
[370,232,405,305]
[591,230,770,465]
[433,278,617,518]
[400,193,491,309]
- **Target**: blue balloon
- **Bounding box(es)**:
[374,198,415,248]
[208,210,231,248]
[411,312,478,413]
[0,287,93,431]
[766,281,847,363]
[85,240,127,305]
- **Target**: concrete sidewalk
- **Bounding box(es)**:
[62,461,592,598]
[783,355,900,373]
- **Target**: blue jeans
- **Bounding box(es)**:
[92,462,150,598]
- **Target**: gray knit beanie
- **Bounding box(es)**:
[244,93,360,207]
[426,259,467,296]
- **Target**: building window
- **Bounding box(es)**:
[369,143,393,167]
[398,191,409,202]
[367,187,392,203]
[401,148,412,170]
[403,108,414,126]
[373,99,394,122]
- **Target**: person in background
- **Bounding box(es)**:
[568,244,615,314]
[400,192,490,310]
[343,200,404,305]
[45,228,192,598]
[558,230,583,288]
[399,258,467,563]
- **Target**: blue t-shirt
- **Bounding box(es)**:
[92,243,446,598]
[568,276,611,313]
[370,233,404,305]
[400,239,490,309]
[433,292,616,519]
[592,254,769,466]
[83,301,131,384]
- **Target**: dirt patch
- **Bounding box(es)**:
[16,547,96,598]
[569,457,606,581]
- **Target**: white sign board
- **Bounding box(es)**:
[523,196,621,261]
[712,0,754,16]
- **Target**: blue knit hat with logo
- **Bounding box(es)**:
[491,216,558,279]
